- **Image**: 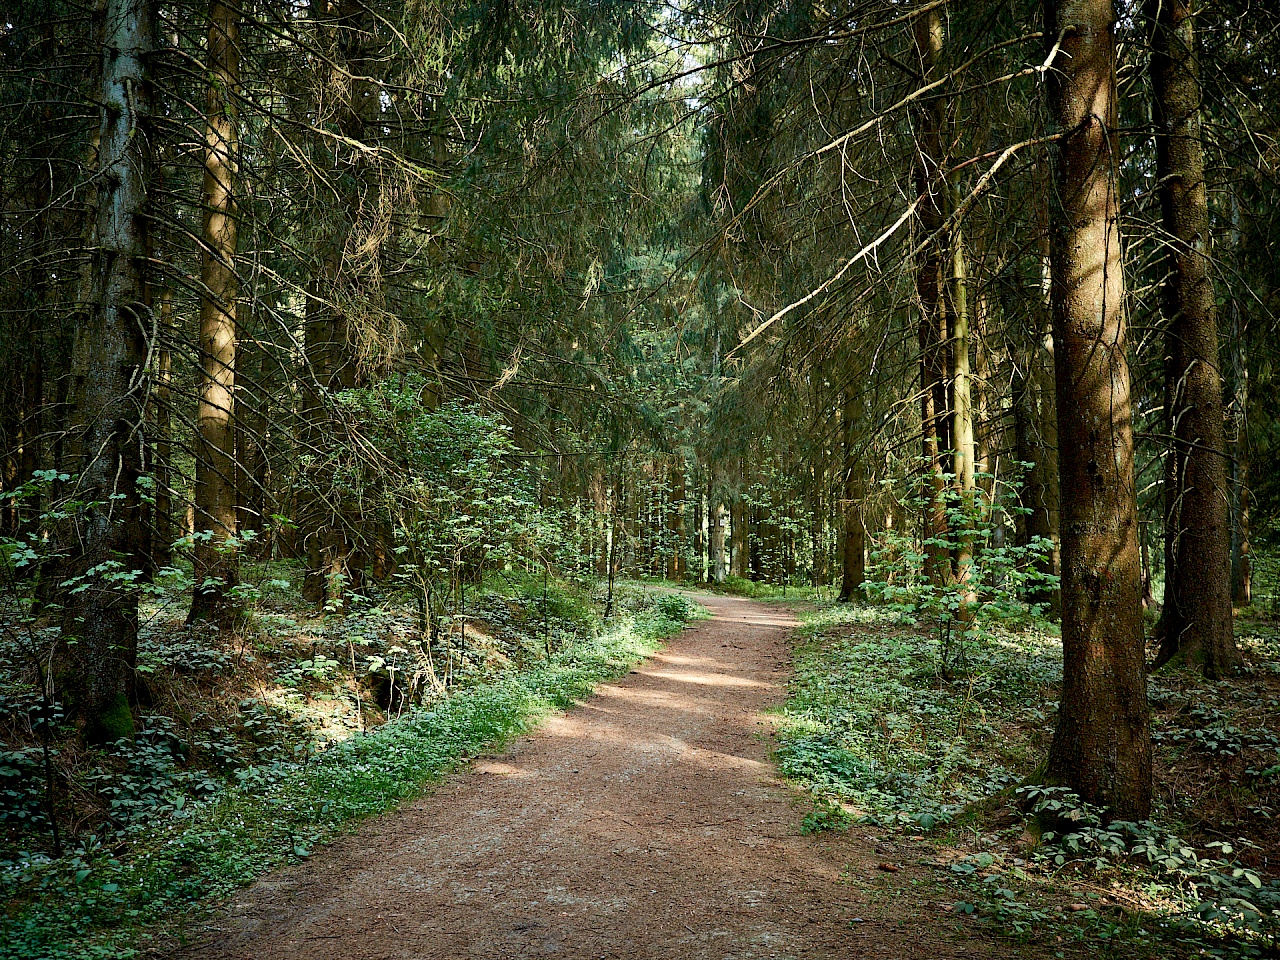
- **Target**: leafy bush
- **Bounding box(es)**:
[863,464,1059,675]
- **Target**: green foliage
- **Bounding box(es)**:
[344,383,542,630]
[864,467,1059,674]
[775,604,1057,828]
[1018,785,1280,940]
[779,601,1280,955]
[800,797,853,834]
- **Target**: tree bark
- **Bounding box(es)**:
[839,393,866,601]
[948,208,977,622]
[710,504,727,583]
[189,0,241,626]
[666,461,685,581]
[1011,320,1061,610]
[1042,0,1152,821]
[913,3,952,590]
[1147,0,1238,677]
[61,0,156,743]
[153,287,174,566]
[1229,309,1250,606]
[235,330,269,554]
[809,462,826,587]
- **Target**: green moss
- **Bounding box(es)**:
[90,693,135,744]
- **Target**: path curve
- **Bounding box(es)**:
[180,592,1012,959]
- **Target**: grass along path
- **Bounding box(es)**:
[1,590,695,960]
[175,591,1024,960]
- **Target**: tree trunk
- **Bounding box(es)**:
[666,461,685,581]
[748,504,764,581]
[839,393,866,601]
[913,3,952,590]
[189,0,241,626]
[730,488,748,579]
[809,463,825,587]
[1147,0,1238,676]
[591,468,609,577]
[236,331,269,554]
[61,0,156,743]
[1042,0,1151,821]
[1011,321,1061,610]
[711,505,727,584]
[949,208,977,622]
[1229,311,1250,605]
[153,287,174,566]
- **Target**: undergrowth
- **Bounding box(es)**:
[0,582,695,960]
[776,602,1280,959]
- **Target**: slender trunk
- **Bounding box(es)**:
[666,461,685,581]
[591,468,609,577]
[1229,318,1250,605]
[709,468,726,583]
[61,0,156,743]
[1146,0,1237,676]
[1043,0,1151,821]
[809,464,824,587]
[1141,521,1155,609]
[749,504,764,581]
[1011,329,1061,610]
[189,0,241,626]
[236,332,268,549]
[949,210,977,621]
[730,462,748,579]
[153,287,173,565]
[914,4,951,589]
[840,393,866,601]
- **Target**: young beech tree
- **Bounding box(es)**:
[1042,0,1152,820]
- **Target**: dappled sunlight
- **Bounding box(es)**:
[640,670,768,688]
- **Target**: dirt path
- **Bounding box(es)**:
[180,592,1019,959]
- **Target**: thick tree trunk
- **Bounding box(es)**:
[61,0,156,743]
[190,0,241,626]
[1147,0,1238,676]
[1042,0,1151,821]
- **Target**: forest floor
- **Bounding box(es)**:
[171,592,1027,960]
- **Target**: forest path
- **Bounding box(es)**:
[181,592,1018,960]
